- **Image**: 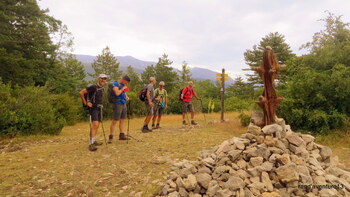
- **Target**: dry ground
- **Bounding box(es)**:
[0,112,349,197]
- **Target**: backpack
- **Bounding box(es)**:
[139,86,148,101]
[82,84,98,109]
[108,82,121,103]
[179,87,190,100]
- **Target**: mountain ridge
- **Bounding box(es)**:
[75,54,234,84]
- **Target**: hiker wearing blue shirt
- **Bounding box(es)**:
[108,76,131,143]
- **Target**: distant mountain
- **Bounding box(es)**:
[190,67,234,84]
[75,54,233,84]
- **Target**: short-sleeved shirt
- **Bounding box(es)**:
[145,84,155,102]
[182,86,195,103]
[112,81,126,104]
[86,84,104,107]
[155,88,167,105]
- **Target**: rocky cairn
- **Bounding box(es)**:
[158,119,350,197]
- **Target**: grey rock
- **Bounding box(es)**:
[224,176,245,191]
[261,171,273,192]
[250,157,263,167]
[169,191,180,197]
[262,124,282,135]
[179,187,188,197]
[286,134,304,146]
[206,180,219,197]
[183,174,197,191]
[195,173,212,189]
[275,163,299,183]
[319,146,332,160]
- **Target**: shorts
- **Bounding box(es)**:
[145,102,155,115]
[112,103,127,120]
[154,105,164,116]
[182,101,194,113]
[90,107,102,122]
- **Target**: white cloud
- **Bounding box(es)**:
[39,0,350,75]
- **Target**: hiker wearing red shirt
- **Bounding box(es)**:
[181,81,202,125]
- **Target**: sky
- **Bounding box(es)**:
[38,0,350,78]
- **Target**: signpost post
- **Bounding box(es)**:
[216,69,228,122]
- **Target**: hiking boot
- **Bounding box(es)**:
[108,135,113,144]
[93,141,103,146]
[182,120,188,125]
[119,133,130,140]
[88,144,97,151]
[191,120,198,125]
[141,126,152,133]
[156,124,161,129]
[152,124,157,130]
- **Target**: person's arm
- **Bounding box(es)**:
[113,85,127,96]
[79,88,92,107]
[126,93,129,101]
[147,89,154,107]
[193,90,202,100]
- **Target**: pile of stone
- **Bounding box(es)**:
[158,119,350,197]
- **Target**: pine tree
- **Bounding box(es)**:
[244,32,295,84]
[89,46,122,81]
[126,65,142,92]
[180,61,192,85]
[0,0,62,86]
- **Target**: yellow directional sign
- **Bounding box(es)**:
[216,78,228,81]
[216,73,228,77]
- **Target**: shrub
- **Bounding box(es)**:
[238,113,251,127]
[0,81,80,137]
[225,96,252,112]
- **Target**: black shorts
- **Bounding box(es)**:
[112,103,127,120]
[90,107,101,122]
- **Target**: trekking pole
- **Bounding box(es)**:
[126,100,143,143]
[98,105,108,146]
[200,100,207,125]
[89,114,92,144]
[127,100,130,144]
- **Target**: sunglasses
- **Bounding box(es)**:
[100,78,107,80]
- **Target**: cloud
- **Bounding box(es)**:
[39,0,350,78]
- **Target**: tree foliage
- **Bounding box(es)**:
[89,46,122,81]
[0,0,63,86]
[244,32,295,84]
[180,61,192,85]
[141,54,179,93]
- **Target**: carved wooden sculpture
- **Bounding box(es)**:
[252,47,284,126]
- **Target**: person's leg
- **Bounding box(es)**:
[189,103,197,125]
[142,103,153,132]
[182,102,187,125]
[109,120,117,143]
[109,104,122,143]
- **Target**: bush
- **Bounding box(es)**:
[238,113,251,127]
[0,81,80,137]
[225,96,252,112]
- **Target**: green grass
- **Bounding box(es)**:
[0,112,246,196]
[0,112,349,196]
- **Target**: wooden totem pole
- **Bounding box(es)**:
[252,46,284,126]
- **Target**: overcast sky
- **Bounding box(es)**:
[38,0,350,78]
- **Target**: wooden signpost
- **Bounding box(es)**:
[216,69,228,122]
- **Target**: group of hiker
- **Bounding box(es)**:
[79,74,202,151]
